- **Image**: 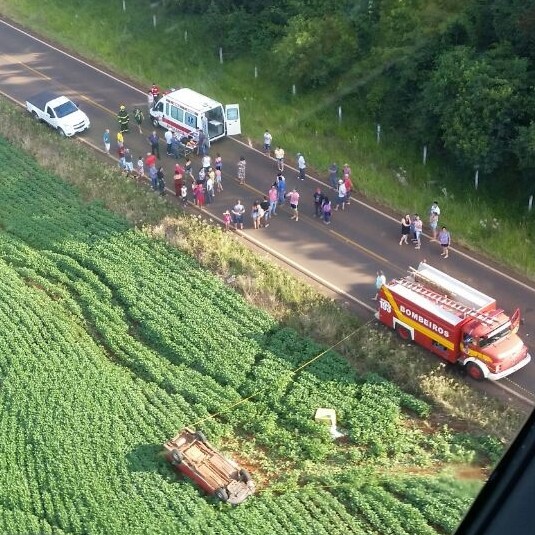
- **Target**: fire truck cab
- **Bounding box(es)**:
[376,262,531,381]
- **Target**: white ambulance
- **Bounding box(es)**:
[149,87,241,142]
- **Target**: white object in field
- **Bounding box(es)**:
[314,408,344,439]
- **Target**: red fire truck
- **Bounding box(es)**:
[376,262,531,380]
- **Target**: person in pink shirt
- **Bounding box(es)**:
[268,184,278,216]
[286,188,300,221]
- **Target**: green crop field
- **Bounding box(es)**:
[0,134,491,534]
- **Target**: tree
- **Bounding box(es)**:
[423,45,528,173]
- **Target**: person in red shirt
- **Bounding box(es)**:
[150,83,160,101]
[343,174,353,205]
[145,152,156,169]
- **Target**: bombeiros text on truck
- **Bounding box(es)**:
[375,262,531,380]
[149,87,241,142]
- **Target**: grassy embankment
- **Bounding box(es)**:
[0,96,526,448]
[1,0,534,277]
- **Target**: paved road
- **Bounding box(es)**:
[1,17,534,405]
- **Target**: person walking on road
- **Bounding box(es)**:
[251,200,262,230]
[173,168,183,197]
[274,146,285,171]
[124,148,134,174]
[133,107,144,134]
[116,131,124,148]
[232,200,245,230]
[287,188,300,221]
[164,129,173,156]
[103,129,111,154]
[343,174,353,205]
[297,153,306,180]
[117,105,129,133]
[399,214,411,245]
[223,210,232,231]
[439,226,451,258]
[260,196,270,227]
[149,165,158,190]
[148,131,160,159]
[180,184,188,207]
[335,180,347,211]
[372,270,386,300]
[237,156,247,185]
[156,166,165,195]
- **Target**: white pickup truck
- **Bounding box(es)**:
[26,91,90,137]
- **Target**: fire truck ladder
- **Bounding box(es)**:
[395,277,500,326]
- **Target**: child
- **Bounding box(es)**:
[322,197,332,224]
[180,184,188,207]
[136,156,144,177]
[215,153,222,172]
[223,210,231,231]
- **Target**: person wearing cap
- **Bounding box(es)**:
[117,105,129,133]
[223,210,232,231]
[297,153,306,180]
[336,179,347,211]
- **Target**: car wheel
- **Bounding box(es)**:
[195,431,207,443]
[170,449,183,465]
[465,362,484,381]
[215,487,229,502]
[396,325,411,341]
[58,128,66,137]
[32,111,39,121]
[239,469,252,483]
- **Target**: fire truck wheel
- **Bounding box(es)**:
[396,325,411,341]
[465,362,484,381]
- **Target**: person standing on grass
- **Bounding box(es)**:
[263,130,272,156]
[297,153,306,180]
[133,107,144,134]
[260,196,270,228]
[103,129,111,154]
[335,180,347,211]
[343,163,352,178]
[429,201,441,241]
[399,214,411,245]
[232,200,245,230]
[274,146,285,171]
[343,174,353,205]
[439,226,451,258]
[145,151,156,170]
[372,270,386,300]
[322,196,332,224]
[276,173,286,206]
[117,144,126,170]
[287,188,300,221]
[148,131,160,159]
[268,184,278,217]
[137,156,145,177]
[237,156,246,185]
[414,215,423,250]
[328,162,338,190]
[313,187,324,217]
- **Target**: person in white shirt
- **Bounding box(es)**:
[297,153,306,180]
[164,129,173,156]
[263,130,272,156]
[274,146,285,171]
[202,154,211,171]
[335,180,347,210]
[429,201,441,241]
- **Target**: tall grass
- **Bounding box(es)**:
[0,96,526,443]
